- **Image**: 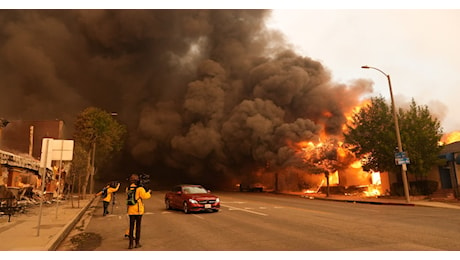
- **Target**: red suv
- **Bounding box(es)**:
[164,184,220,214]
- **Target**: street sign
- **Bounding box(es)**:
[396,157,410,165]
[395,151,410,165]
[51,139,74,161]
[39,138,53,169]
[395,152,407,159]
[37,138,74,236]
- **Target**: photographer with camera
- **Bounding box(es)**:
[126,173,151,249]
[95,181,120,216]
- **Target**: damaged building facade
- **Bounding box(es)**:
[0,120,67,200]
[0,150,45,199]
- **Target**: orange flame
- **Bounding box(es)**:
[293,98,386,197]
[322,110,333,118]
[350,160,362,169]
[440,131,460,145]
[343,99,371,132]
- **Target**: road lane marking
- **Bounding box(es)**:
[227,202,331,216]
[221,205,268,216]
[221,201,246,204]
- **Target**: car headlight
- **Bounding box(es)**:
[215,198,220,203]
[188,199,198,204]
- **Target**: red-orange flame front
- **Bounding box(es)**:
[441,131,460,145]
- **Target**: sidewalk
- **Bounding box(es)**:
[1,192,460,251]
[298,192,460,209]
[0,196,94,251]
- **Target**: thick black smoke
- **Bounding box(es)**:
[0,10,372,187]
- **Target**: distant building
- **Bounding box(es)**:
[0,119,67,159]
[429,141,460,198]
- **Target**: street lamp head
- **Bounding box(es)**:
[360,65,388,77]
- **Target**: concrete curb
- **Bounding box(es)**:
[305,195,416,206]
[46,196,96,251]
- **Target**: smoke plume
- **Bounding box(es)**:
[0,10,373,187]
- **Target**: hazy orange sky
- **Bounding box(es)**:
[267,8,460,133]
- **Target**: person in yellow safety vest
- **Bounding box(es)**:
[95,182,120,216]
[126,174,151,249]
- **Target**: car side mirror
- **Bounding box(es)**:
[176,191,182,195]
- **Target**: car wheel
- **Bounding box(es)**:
[213,209,219,212]
[165,199,172,210]
[183,202,190,214]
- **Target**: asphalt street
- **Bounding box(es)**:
[2,191,460,251]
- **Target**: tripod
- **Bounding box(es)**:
[111,192,116,213]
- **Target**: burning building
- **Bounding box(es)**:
[0,10,423,193]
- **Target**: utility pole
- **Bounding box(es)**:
[361,65,410,203]
[90,141,96,195]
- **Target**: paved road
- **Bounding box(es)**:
[57,191,460,251]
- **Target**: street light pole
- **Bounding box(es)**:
[361,65,411,203]
[90,141,96,195]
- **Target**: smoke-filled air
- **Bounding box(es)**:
[0,10,374,189]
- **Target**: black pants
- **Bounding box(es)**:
[129,215,143,244]
[102,201,109,216]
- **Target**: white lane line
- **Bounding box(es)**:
[193,214,204,219]
[221,205,268,216]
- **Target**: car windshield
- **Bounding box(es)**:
[183,186,208,194]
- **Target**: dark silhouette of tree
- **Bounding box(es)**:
[302,138,354,197]
[73,107,127,197]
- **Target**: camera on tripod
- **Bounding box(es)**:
[138,173,150,187]
[109,181,119,188]
[127,173,151,191]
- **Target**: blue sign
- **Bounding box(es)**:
[396,157,410,165]
[395,152,407,159]
[395,151,410,165]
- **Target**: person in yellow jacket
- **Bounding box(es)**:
[95,181,120,216]
[126,174,151,249]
